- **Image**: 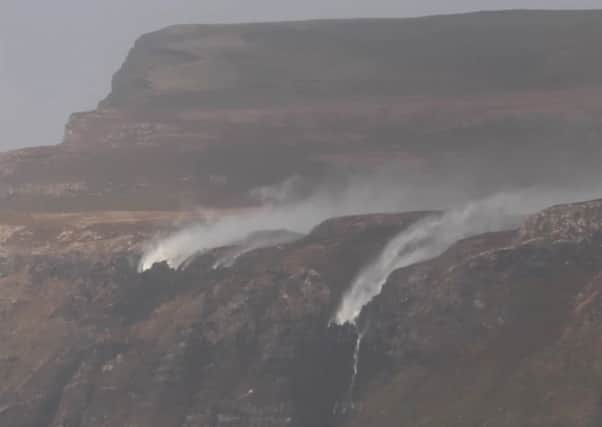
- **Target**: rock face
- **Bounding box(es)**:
[519,199,602,242]
[1,202,602,426]
[2,11,602,211]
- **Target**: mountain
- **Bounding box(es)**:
[2,10,602,211]
[1,10,602,427]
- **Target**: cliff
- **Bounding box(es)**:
[2,11,602,211]
[100,11,602,109]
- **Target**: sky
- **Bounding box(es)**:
[1,0,602,151]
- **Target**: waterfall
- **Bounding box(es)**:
[333,192,540,326]
[349,328,364,407]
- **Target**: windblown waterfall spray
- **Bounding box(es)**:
[137,175,470,272]
[333,192,549,325]
[139,179,598,275]
[138,203,327,272]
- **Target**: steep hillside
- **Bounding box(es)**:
[2,201,602,426]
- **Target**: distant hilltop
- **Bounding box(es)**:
[102,10,602,109]
[2,10,602,212]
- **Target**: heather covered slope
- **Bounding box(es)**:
[2,11,602,211]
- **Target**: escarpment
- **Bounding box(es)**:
[2,11,602,212]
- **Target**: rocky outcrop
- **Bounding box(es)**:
[518,198,602,242]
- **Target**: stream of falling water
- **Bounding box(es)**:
[348,328,364,408]
[331,325,365,416]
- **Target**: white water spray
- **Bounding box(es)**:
[139,177,599,275]
[333,189,598,325]
[138,175,470,272]
[212,230,301,269]
[138,205,324,272]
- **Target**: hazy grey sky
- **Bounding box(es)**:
[1,0,602,150]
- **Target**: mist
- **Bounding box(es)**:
[137,169,481,271]
[2,0,602,151]
[139,167,602,273]
[139,172,445,271]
